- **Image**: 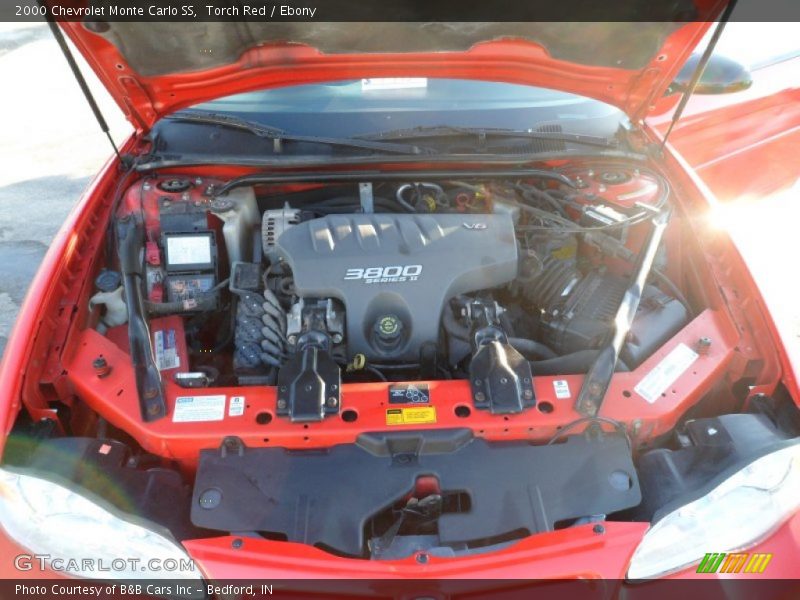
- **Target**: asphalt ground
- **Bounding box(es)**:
[0,22,130,356]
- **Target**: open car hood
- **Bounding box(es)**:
[57,16,723,132]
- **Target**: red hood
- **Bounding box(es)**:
[56,17,723,132]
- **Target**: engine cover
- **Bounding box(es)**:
[273,213,518,360]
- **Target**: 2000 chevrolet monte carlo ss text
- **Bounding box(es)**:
[1,1,799,591]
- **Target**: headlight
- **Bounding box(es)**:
[627,443,800,579]
[0,467,201,580]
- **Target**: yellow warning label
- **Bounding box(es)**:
[386,406,437,425]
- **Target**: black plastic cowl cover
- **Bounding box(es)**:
[191,429,640,556]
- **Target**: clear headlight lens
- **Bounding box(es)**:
[627,443,800,579]
[0,467,201,580]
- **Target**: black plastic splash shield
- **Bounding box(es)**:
[191,429,640,556]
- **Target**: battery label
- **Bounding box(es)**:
[166,235,212,266]
[386,406,437,425]
[153,329,180,371]
[228,396,245,417]
[553,379,571,399]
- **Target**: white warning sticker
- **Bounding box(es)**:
[165,235,212,266]
[153,329,180,371]
[553,380,571,399]
[228,396,245,417]
[634,343,699,404]
[172,395,226,422]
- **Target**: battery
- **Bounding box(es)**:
[161,231,219,310]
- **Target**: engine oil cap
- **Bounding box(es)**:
[373,314,404,352]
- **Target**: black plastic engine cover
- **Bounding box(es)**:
[191,430,640,556]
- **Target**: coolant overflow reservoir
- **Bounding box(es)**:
[89,287,128,331]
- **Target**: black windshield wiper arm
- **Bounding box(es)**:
[166,110,434,156]
[356,125,617,149]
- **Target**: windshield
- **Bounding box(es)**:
[189,78,624,138]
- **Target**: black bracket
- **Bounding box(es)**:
[466,301,535,414]
[115,216,166,422]
[470,338,535,414]
[276,331,341,422]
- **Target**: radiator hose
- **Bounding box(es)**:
[530,350,629,376]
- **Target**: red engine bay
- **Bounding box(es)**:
[10,159,784,560]
[43,163,771,462]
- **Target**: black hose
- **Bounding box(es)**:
[651,269,693,318]
[306,195,392,207]
[520,185,569,218]
[394,194,417,213]
[368,362,421,370]
[507,337,558,360]
[444,307,557,360]
[442,307,470,340]
[146,296,218,315]
[365,366,388,381]
[305,200,408,214]
[530,350,629,376]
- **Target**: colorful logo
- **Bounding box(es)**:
[697,552,772,574]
